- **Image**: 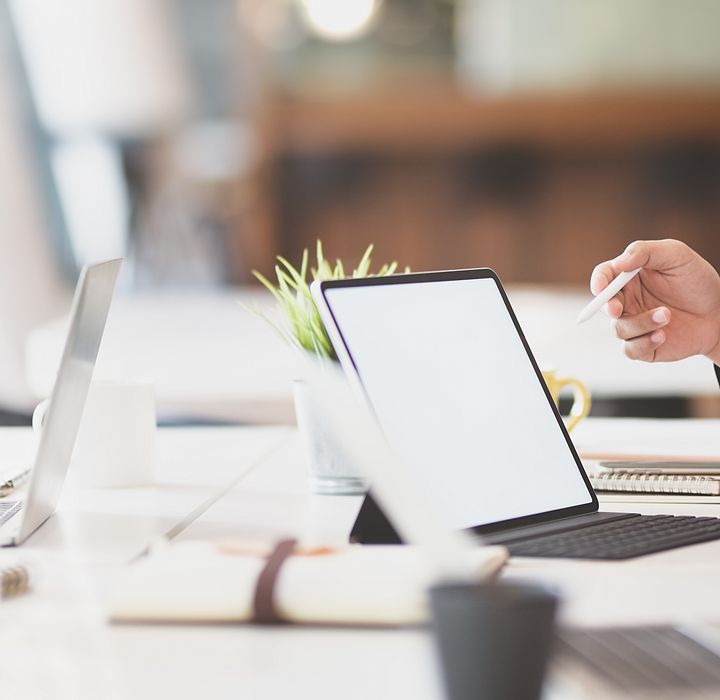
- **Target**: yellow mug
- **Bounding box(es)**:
[541,369,591,432]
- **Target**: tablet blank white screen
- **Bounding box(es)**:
[324,277,593,530]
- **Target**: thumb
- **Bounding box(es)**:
[613,239,690,273]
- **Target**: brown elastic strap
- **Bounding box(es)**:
[252,539,297,624]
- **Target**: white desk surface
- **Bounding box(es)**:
[3,418,720,700]
[24,286,720,422]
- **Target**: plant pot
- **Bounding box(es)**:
[292,379,367,495]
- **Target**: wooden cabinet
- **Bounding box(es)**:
[237,87,720,283]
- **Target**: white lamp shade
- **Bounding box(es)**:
[10,0,192,136]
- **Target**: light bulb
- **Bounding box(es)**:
[300,0,378,42]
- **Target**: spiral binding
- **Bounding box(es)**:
[0,565,30,599]
[590,471,720,496]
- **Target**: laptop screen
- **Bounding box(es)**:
[319,271,595,531]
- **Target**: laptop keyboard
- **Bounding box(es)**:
[0,501,21,528]
[557,626,720,693]
[507,514,720,559]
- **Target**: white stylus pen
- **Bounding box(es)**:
[576,268,642,324]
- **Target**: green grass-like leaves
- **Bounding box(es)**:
[251,242,408,360]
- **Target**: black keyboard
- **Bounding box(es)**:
[558,626,720,693]
[506,514,720,559]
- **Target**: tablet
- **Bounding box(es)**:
[311,269,596,534]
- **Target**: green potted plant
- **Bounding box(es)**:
[251,241,407,494]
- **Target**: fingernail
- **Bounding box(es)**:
[650,330,665,344]
[652,309,668,324]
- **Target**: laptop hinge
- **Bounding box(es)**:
[478,511,640,545]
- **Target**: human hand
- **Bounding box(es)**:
[590,239,720,363]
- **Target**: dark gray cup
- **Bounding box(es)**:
[429,582,559,700]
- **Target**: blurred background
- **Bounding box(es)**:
[3,0,720,424]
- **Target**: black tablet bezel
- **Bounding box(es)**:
[317,267,598,536]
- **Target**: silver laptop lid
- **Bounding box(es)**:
[16,259,121,543]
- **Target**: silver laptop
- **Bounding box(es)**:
[0,258,121,546]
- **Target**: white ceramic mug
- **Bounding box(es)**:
[32,398,50,434]
[56,380,157,488]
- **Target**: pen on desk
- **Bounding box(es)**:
[0,468,31,498]
[576,267,642,325]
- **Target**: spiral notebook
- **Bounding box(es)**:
[589,471,720,496]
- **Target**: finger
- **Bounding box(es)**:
[605,297,624,319]
[613,239,691,273]
[623,329,666,362]
[590,256,637,300]
[590,262,616,295]
[614,307,670,340]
